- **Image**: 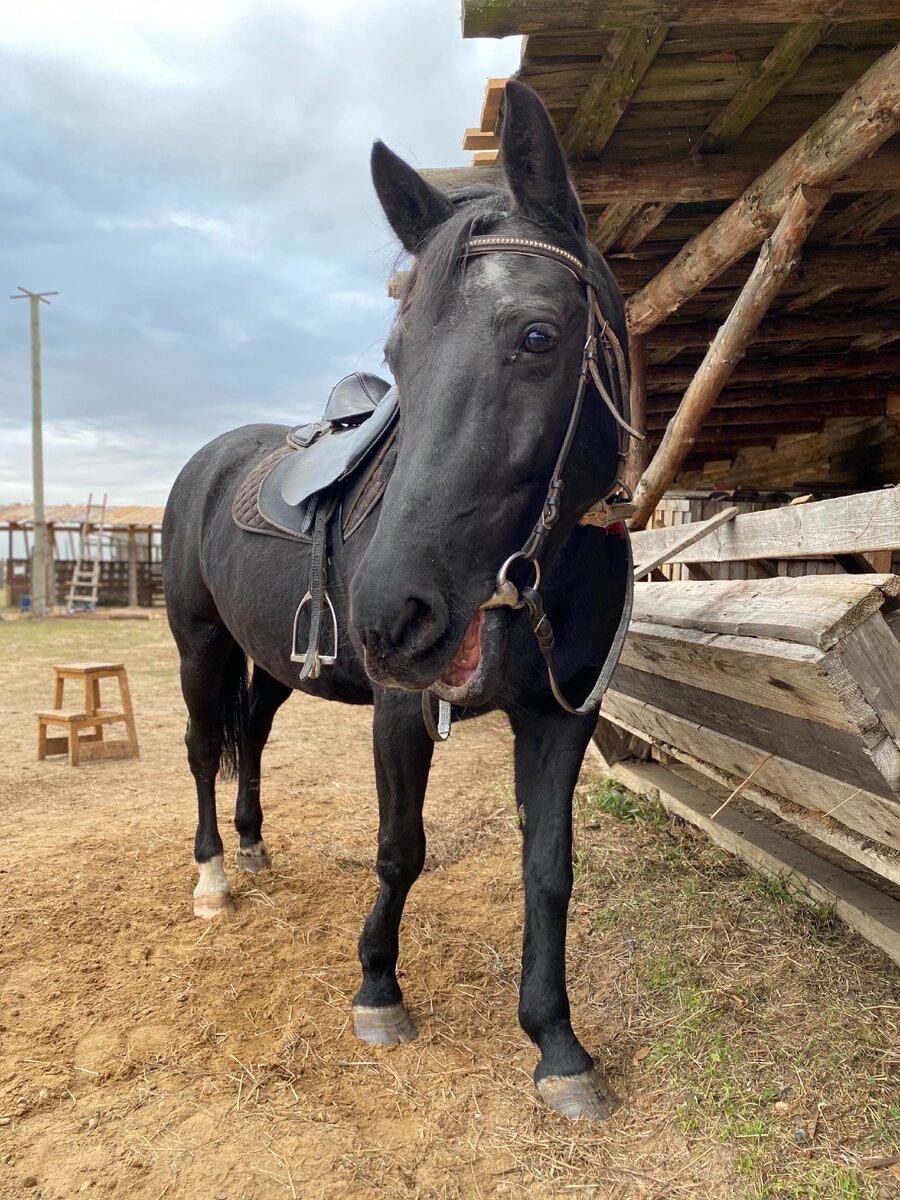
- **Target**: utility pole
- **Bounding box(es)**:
[10,287,58,616]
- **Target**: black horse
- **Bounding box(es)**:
[163,82,632,1120]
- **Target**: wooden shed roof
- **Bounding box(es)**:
[0,504,164,530]
[429,4,900,494]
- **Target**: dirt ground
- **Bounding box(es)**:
[1,615,899,1200]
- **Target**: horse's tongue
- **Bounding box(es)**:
[439,611,484,689]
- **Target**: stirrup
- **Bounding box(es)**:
[422,690,451,742]
[290,591,339,677]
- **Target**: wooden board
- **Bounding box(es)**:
[609,758,900,969]
[620,622,853,729]
[611,664,895,794]
[601,690,900,850]
[631,572,900,649]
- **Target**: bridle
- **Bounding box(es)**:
[422,235,643,742]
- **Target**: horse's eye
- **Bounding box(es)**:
[522,327,557,354]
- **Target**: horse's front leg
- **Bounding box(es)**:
[352,689,433,1045]
[511,705,620,1120]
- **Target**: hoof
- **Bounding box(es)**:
[192,892,234,920]
[537,1069,621,1121]
[235,843,272,875]
[352,1002,417,1046]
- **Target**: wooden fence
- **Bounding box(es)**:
[5,559,164,608]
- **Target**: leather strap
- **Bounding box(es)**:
[297,490,335,681]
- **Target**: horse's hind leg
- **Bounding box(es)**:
[177,621,247,918]
[352,689,433,1045]
[234,665,291,875]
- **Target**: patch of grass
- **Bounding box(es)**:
[741,871,797,908]
[586,779,665,828]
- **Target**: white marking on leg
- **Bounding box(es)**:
[193,855,232,918]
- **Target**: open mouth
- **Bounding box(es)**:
[438,610,484,689]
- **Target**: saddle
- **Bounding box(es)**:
[232,371,399,679]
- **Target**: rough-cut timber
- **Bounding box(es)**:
[626,333,649,491]
[628,484,897,564]
[631,185,829,528]
[421,145,900,205]
[626,41,900,334]
[645,347,900,391]
[564,26,667,158]
[645,311,899,349]
[463,1,900,37]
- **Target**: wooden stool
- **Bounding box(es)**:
[37,663,140,766]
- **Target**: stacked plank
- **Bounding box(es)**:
[599,488,900,962]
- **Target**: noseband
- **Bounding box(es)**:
[424,236,643,740]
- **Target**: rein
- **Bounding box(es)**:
[424,236,642,739]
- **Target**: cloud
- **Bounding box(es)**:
[0,1,520,505]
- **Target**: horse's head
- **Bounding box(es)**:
[351,81,628,700]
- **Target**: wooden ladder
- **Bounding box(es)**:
[66,493,108,613]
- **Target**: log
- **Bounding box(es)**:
[564,25,667,158]
[646,347,900,391]
[645,311,899,350]
[592,201,646,252]
[633,505,739,580]
[463,1,900,37]
[654,377,894,410]
[645,399,886,427]
[421,143,900,205]
[626,41,900,335]
[626,332,649,493]
[631,184,829,528]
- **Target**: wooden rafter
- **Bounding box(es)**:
[615,22,826,253]
[564,26,668,158]
[626,41,900,335]
[647,346,900,390]
[423,142,900,206]
[810,190,900,242]
[463,1,900,38]
[645,311,900,350]
[651,378,895,410]
[630,184,830,528]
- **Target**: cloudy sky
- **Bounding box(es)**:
[0,0,519,505]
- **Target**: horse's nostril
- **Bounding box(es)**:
[389,596,436,651]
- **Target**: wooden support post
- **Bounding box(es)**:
[626,41,900,335]
[626,333,649,494]
[630,184,829,530]
[127,526,138,608]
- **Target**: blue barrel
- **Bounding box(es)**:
[20,594,31,614]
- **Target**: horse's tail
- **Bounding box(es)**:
[219,642,249,779]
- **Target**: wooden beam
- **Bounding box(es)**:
[695,23,826,153]
[463,127,499,151]
[591,202,646,252]
[626,333,649,493]
[626,41,900,336]
[674,379,896,410]
[628,486,900,566]
[631,185,829,528]
[564,25,667,158]
[464,1,900,37]
[647,346,900,391]
[645,311,899,350]
[810,189,900,242]
[422,143,900,205]
[646,398,886,427]
[634,505,739,580]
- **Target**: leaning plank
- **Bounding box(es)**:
[620,622,853,730]
[609,758,900,968]
[463,1,900,36]
[630,184,830,527]
[661,751,900,889]
[629,486,900,566]
[631,574,900,649]
[634,505,739,580]
[564,26,668,158]
[626,41,900,335]
[421,147,900,205]
[602,691,900,850]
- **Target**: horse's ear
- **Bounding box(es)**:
[500,81,586,238]
[371,141,455,254]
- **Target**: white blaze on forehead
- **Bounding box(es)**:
[466,254,514,293]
